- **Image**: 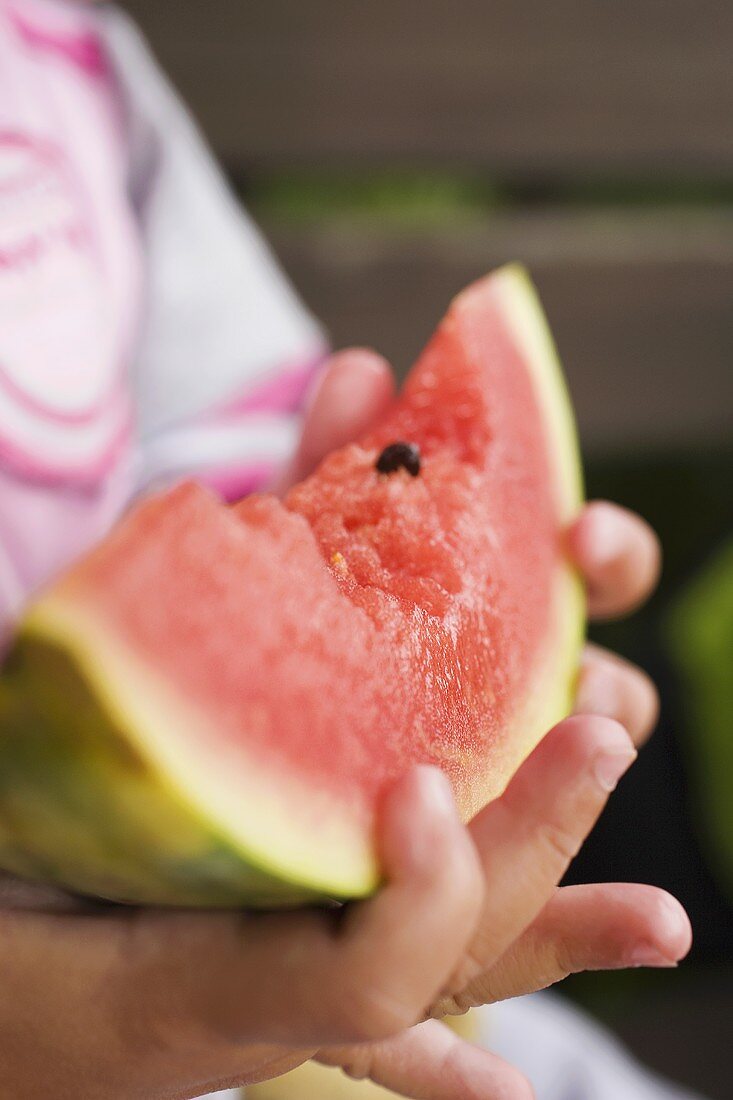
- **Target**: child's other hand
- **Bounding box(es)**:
[285,348,663,747]
[569,499,661,743]
[0,765,491,1098]
[318,716,690,1093]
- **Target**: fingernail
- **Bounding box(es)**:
[594,749,636,792]
[627,943,679,968]
[415,766,458,820]
[655,892,693,960]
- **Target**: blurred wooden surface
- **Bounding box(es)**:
[123,0,733,454]
[268,210,733,455]
[124,0,733,178]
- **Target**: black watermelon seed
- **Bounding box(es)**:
[376,441,421,477]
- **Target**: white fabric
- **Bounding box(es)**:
[0,0,140,480]
[140,413,300,488]
[487,993,703,1100]
[98,5,325,448]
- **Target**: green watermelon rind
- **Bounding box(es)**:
[0,630,327,906]
[2,590,381,904]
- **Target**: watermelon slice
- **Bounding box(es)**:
[0,266,584,907]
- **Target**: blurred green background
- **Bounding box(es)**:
[126,3,733,1095]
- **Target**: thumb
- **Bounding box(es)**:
[277,348,395,491]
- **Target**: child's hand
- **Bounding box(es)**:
[316,717,690,1096]
[0,765,488,1098]
[0,718,689,1100]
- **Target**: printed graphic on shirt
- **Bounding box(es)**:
[0,132,130,480]
[0,131,117,416]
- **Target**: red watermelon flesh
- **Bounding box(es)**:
[0,266,584,906]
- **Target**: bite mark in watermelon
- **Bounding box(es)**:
[0,265,584,906]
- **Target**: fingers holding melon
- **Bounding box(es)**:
[574,643,660,746]
[567,500,661,621]
[432,715,637,1014]
[432,882,691,1015]
[565,501,661,744]
[426,717,691,1021]
[277,348,396,491]
[221,767,484,1048]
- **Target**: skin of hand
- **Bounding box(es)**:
[0,351,687,1100]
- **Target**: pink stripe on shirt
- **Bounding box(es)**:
[211,351,326,420]
[180,352,325,500]
[8,2,108,77]
[197,460,281,503]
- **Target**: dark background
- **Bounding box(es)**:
[125,4,733,1095]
